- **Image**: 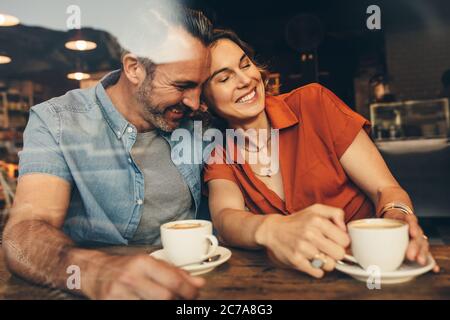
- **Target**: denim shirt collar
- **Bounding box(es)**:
[95,70,130,139]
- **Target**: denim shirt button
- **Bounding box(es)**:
[128,157,132,163]
[137,199,143,205]
[127,127,133,133]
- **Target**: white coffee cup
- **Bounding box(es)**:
[160,219,218,267]
[347,218,409,272]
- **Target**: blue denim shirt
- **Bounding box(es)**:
[18,70,205,245]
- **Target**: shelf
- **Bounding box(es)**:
[375,137,450,154]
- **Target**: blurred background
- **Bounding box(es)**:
[0,0,449,241]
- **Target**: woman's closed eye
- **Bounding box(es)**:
[218,65,251,83]
[240,56,252,69]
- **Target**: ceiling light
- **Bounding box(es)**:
[67,72,91,80]
[0,13,20,27]
[65,39,97,51]
[0,55,11,64]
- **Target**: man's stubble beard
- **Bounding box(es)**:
[135,76,175,132]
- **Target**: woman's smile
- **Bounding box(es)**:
[235,87,257,104]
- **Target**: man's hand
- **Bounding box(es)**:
[383,210,440,273]
[85,254,205,300]
[255,204,351,278]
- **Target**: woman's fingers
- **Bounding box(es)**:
[317,254,336,272]
[307,230,346,261]
[404,217,441,272]
[406,234,428,264]
[406,237,420,261]
[415,238,440,273]
[312,204,347,231]
[418,239,429,265]
[433,263,440,273]
[401,219,441,272]
[387,212,428,263]
[295,241,336,272]
[315,218,351,248]
[405,215,421,238]
[289,254,325,279]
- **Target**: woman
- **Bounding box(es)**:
[201,29,439,278]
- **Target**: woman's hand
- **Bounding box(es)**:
[383,210,440,273]
[255,204,351,278]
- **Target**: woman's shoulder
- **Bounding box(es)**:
[285,82,325,95]
[277,82,332,105]
[267,83,335,121]
[274,83,357,119]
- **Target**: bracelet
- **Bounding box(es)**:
[380,202,414,217]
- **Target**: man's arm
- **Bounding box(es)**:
[3,174,110,297]
[3,174,205,299]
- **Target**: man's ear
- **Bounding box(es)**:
[122,53,145,86]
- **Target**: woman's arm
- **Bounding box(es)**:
[338,129,411,211]
[208,179,350,278]
[208,179,266,249]
[339,129,439,271]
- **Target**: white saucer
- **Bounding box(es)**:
[335,254,436,284]
[149,246,232,276]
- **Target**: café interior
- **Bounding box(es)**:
[0,0,449,300]
[2,0,448,244]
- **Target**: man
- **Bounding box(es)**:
[3,6,212,299]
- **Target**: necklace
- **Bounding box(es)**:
[240,126,274,177]
[243,127,272,153]
[252,166,274,177]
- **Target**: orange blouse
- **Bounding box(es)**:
[204,83,375,222]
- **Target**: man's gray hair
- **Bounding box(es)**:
[120,4,212,75]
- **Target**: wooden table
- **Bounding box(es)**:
[0,245,449,300]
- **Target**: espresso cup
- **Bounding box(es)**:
[160,219,218,267]
[347,218,409,272]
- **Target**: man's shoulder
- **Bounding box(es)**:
[31,86,98,115]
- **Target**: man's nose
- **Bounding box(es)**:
[182,88,201,111]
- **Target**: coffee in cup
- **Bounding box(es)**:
[347,218,409,272]
[160,219,218,266]
[166,222,203,230]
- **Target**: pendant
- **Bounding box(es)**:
[260,167,272,177]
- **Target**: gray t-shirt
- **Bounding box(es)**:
[129,130,195,244]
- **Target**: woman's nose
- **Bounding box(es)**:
[236,71,252,88]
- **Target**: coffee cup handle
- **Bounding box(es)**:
[202,235,218,259]
[343,254,358,264]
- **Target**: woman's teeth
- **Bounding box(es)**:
[237,89,256,103]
